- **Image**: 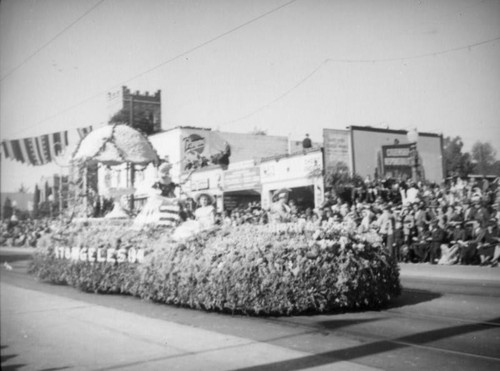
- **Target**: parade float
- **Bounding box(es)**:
[30,124,400,316]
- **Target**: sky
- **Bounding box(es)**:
[1,0,500,192]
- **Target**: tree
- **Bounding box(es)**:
[33,185,40,218]
[471,141,496,175]
[443,136,473,177]
[250,127,267,136]
[18,183,29,193]
[324,170,364,203]
[3,198,13,220]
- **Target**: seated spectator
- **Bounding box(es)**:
[458,221,479,265]
[438,221,464,265]
[429,219,446,264]
[411,224,430,263]
[476,218,500,266]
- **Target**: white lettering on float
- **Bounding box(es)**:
[53,247,145,263]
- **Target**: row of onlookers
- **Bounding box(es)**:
[0,218,52,247]
[219,177,499,266]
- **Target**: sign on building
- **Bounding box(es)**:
[223,167,260,192]
[323,129,352,174]
[381,143,413,179]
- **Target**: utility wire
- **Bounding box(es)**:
[0,0,106,82]
[218,59,329,127]
[121,0,299,84]
[6,0,299,139]
[5,3,499,139]
[215,35,500,127]
[326,35,500,63]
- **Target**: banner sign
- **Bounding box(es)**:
[54,246,145,263]
[223,167,260,192]
[323,129,351,174]
[381,144,413,179]
[181,129,230,172]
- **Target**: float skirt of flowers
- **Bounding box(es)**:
[30,222,400,316]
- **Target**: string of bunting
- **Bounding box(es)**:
[1,125,93,166]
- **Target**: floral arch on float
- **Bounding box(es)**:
[71,123,160,219]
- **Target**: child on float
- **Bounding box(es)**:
[172,192,216,241]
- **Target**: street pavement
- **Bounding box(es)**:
[1,247,499,370]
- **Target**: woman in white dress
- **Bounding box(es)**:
[172,192,216,241]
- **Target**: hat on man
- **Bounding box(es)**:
[158,162,172,174]
[273,188,290,201]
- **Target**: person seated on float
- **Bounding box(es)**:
[172,192,217,241]
[288,199,299,220]
[357,205,373,233]
[194,193,216,229]
[270,191,291,223]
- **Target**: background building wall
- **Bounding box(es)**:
[350,126,443,182]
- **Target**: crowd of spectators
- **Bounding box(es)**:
[219,176,500,267]
[0,216,52,247]
[3,176,499,267]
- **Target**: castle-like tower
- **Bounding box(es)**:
[107,86,161,135]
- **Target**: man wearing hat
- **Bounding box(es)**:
[438,221,465,265]
[428,218,446,264]
[270,190,291,223]
[476,218,500,266]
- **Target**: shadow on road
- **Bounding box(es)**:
[231,316,500,371]
[1,344,26,371]
[1,344,69,371]
[0,254,33,264]
[387,288,442,309]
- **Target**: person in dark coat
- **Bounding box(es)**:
[302,134,312,149]
[411,225,430,262]
[428,219,446,264]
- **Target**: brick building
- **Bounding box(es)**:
[107,86,161,135]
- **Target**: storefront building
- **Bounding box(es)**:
[260,149,324,210]
[322,126,444,183]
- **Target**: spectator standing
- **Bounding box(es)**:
[302,134,312,149]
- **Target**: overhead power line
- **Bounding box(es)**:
[218,59,329,127]
[5,2,499,139]
[0,0,106,82]
[216,35,500,127]
[326,35,500,63]
[7,0,299,139]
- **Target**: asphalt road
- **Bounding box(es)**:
[1,249,499,370]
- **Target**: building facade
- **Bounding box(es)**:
[323,126,444,183]
[107,86,161,135]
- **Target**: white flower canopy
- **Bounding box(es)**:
[72,124,159,165]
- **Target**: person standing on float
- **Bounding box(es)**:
[134,161,181,227]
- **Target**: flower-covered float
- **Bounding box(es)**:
[30,124,400,316]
